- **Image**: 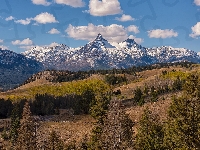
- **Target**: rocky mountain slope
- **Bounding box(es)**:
[22,34,200,71]
[0,48,43,90]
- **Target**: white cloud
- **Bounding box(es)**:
[32,0,51,6]
[20,42,60,50]
[189,22,200,38]
[148,29,178,38]
[0,45,9,50]
[115,14,134,22]
[0,39,3,43]
[128,35,144,44]
[48,42,59,47]
[66,23,128,42]
[89,0,122,16]
[127,25,139,34]
[55,0,85,7]
[194,0,200,6]
[15,18,33,25]
[48,28,60,34]
[19,45,36,50]
[34,12,58,24]
[12,38,33,45]
[5,16,14,21]
[13,12,57,25]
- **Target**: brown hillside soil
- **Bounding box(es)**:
[37,115,95,146]
[126,91,183,135]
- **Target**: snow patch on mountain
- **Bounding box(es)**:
[22,34,200,71]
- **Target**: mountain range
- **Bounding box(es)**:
[0,48,43,90]
[22,34,200,71]
[0,34,200,90]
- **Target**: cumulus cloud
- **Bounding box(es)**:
[115,14,134,22]
[13,12,58,25]
[148,29,178,38]
[0,39,3,43]
[20,42,60,50]
[19,45,36,50]
[12,38,33,45]
[48,28,60,34]
[15,18,33,25]
[0,45,9,50]
[127,25,139,34]
[5,16,14,21]
[189,22,200,38]
[48,42,59,47]
[34,12,58,24]
[89,0,122,16]
[194,0,200,6]
[31,0,51,6]
[66,23,128,42]
[55,0,85,7]
[128,35,144,44]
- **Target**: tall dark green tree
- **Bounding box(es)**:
[164,74,200,149]
[134,87,144,105]
[16,102,37,150]
[88,94,110,150]
[135,107,164,150]
[10,103,20,148]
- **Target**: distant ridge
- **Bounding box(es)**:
[0,48,43,90]
[22,34,200,71]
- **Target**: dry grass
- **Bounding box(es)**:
[38,115,95,146]
[126,91,183,135]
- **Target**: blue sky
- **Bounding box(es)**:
[0,0,200,53]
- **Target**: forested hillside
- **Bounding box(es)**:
[0,62,200,149]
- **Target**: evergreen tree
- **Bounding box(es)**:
[135,107,164,150]
[88,94,110,149]
[164,74,200,149]
[16,102,37,150]
[10,103,20,148]
[134,87,144,105]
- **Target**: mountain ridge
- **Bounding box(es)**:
[0,48,43,90]
[22,34,200,71]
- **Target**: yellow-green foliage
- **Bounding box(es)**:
[161,70,189,80]
[6,79,110,101]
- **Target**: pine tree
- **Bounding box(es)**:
[47,130,64,150]
[16,102,37,150]
[10,103,20,148]
[101,99,134,150]
[88,94,110,149]
[135,107,164,150]
[164,74,200,149]
[134,87,144,105]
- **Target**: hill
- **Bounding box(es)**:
[0,62,200,149]
[0,48,43,91]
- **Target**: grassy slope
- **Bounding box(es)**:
[1,64,200,146]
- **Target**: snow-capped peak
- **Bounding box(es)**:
[22,34,200,71]
[91,33,115,49]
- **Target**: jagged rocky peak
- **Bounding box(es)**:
[118,38,143,50]
[91,33,115,48]
[21,33,200,71]
[95,33,104,41]
[124,38,137,48]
